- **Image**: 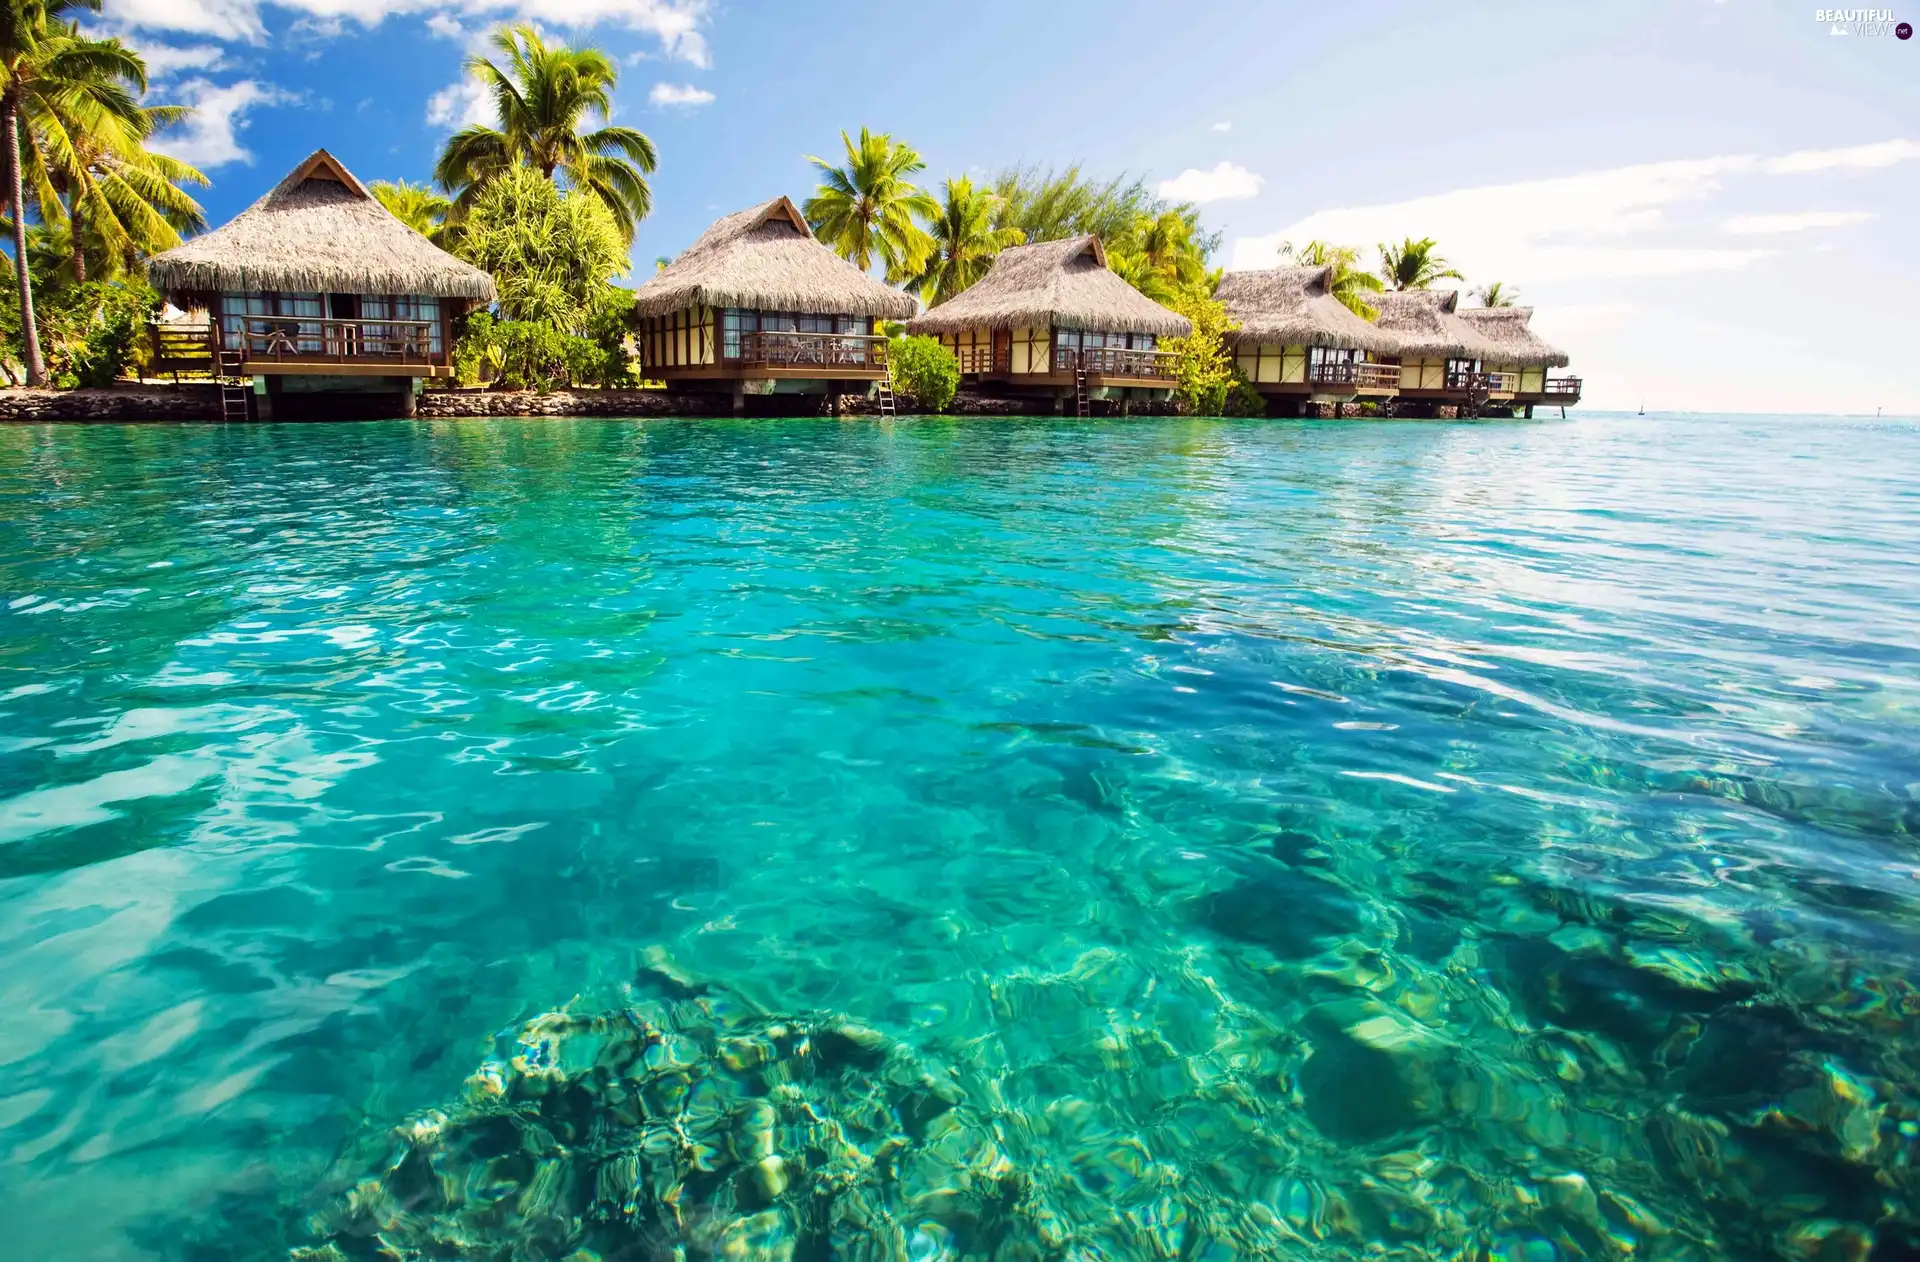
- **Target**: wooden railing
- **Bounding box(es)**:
[223,316,442,366]
[733,330,887,369]
[1308,359,1403,390]
[954,344,1005,375]
[150,321,214,369]
[1354,361,1400,391]
[1444,370,1519,393]
[1543,376,1582,397]
[1052,345,1177,379]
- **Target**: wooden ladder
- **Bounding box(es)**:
[876,376,897,417]
[1073,364,1090,418]
[217,350,250,421]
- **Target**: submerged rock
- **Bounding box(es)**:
[296,988,1050,1261]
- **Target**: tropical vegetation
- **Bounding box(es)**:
[1278,240,1385,318]
[803,128,938,284]
[1473,281,1518,308]
[2,0,204,385]
[449,167,631,389]
[432,23,657,246]
[1379,236,1463,291]
[985,165,1219,309]
[886,334,959,412]
[372,180,453,247]
[907,176,1023,307]
[1158,289,1249,417]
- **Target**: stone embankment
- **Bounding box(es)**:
[1,385,1185,422]
[0,385,222,422]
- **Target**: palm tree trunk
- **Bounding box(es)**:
[3,91,47,387]
[71,204,84,284]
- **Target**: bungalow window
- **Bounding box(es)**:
[722,308,757,358]
[361,295,443,355]
[1309,346,1357,365]
[222,290,323,354]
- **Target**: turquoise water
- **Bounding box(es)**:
[1,414,1917,1260]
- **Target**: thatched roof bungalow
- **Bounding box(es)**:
[144,148,497,417]
[1215,266,1402,402]
[906,236,1189,400]
[631,197,915,401]
[1451,306,1579,410]
[1361,290,1519,402]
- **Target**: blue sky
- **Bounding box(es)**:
[103,0,1918,413]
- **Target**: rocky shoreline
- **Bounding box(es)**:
[0,385,1195,423]
[0,386,1455,423]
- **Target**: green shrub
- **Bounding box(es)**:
[887,334,959,413]
[1159,291,1239,417]
[1224,375,1266,417]
[36,280,161,387]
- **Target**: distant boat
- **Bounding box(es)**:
[1638,399,1645,416]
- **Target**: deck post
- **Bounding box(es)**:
[730,384,746,417]
[1524,404,1533,419]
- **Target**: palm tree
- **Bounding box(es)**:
[1472,281,1519,308]
[908,176,1021,306]
[372,179,452,245]
[803,127,937,283]
[1378,236,1463,291]
[23,26,206,285]
[433,23,657,245]
[2,0,107,384]
[1280,240,1383,319]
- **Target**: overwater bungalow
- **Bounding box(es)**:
[1454,306,1582,416]
[1365,290,1515,416]
[146,149,497,421]
[1215,266,1403,415]
[905,236,1191,413]
[630,197,917,411]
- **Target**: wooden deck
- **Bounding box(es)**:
[151,317,456,379]
[648,330,890,383]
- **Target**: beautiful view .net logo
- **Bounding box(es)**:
[1815,8,1911,35]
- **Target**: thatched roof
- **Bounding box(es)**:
[1215,266,1401,355]
[906,236,1191,338]
[1454,306,1571,368]
[146,150,496,301]
[631,197,917,320]
[1365,289,1507,360]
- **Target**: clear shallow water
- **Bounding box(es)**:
[0,413,1917,1260]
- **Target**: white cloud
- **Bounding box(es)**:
[135,41,227,78]
[1232,153,1769,280]
[1722,210,1874,234]
[105,1,713,65]
[1231,139,1917,280]
[148,79,295,168]
[1158,161,1262,204]
[1762,138,1920,173]
[424,12,463,38]
[426,78,494,128]
[649,82,714,107]
[1210,121,1231,133]
[104,0,265,41]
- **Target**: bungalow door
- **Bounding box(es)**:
[329,294,358,357]
[992,328,1011,374]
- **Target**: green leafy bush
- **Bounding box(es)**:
[1159,291,1239,417]
[887,335,959,413]
[24,280,162,387]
